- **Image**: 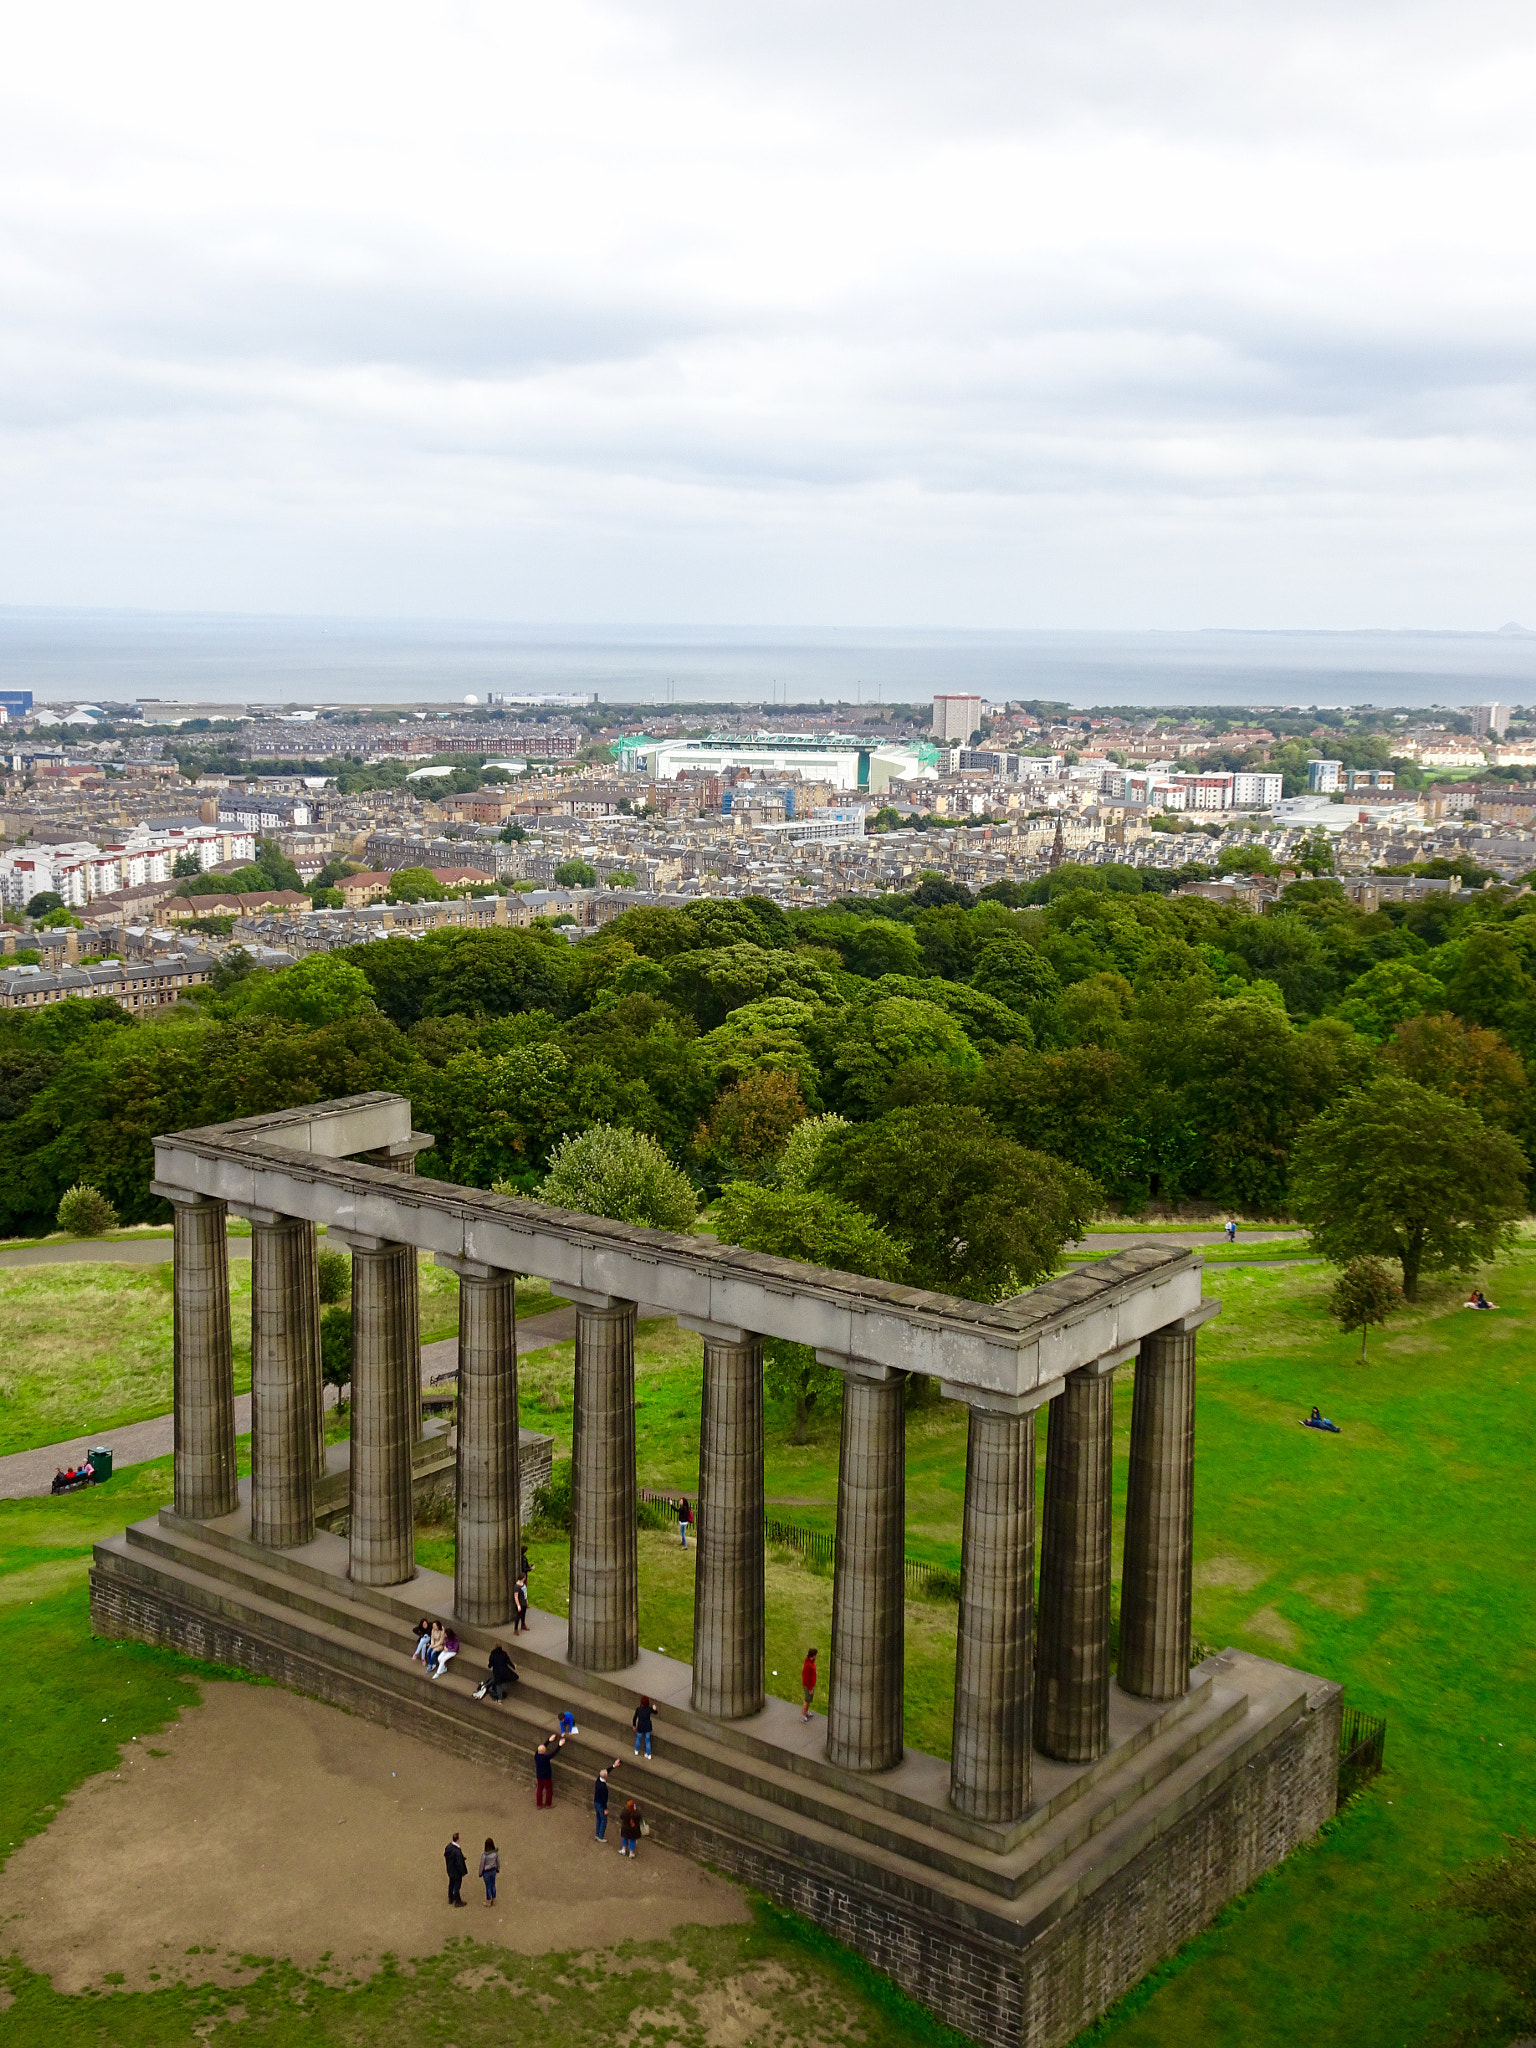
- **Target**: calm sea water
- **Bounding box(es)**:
[2,612,1533,712]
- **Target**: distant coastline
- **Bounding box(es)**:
[1,609,1531,711]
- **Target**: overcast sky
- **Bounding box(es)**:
[2,0,1533,629]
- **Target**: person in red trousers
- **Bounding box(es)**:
[534,1726,566,1806]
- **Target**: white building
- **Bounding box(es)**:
[1474,703,1511,738]
[1231,772,1284,808]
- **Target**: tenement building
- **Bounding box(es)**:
[92,1094,1341,2048]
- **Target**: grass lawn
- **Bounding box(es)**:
[5,1249,1533,2043]
[0,1263,253,1457]
[0,1252,474,1458]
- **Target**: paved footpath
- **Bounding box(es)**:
[0,1236,247,1270]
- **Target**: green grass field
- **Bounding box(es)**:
[0,1253,470,1457]
[3,1249,1532,2042]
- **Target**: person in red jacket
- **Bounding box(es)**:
[800,1647,818,1722]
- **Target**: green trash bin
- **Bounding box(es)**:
[88,1446,113,1482]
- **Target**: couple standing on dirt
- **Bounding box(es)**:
[443,1832,499,1907]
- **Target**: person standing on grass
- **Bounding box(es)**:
[619,1799,642,1858]
[800,1647,818,1721]
[594,1758,622,1841]
[534,1727,566,1806]
[632,1695,654,1758]
[444,1832,468,1907]
[678,1495,693,1550]
[479,1837,499,1906]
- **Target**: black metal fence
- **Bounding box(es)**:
[639,1489,961,1601]
[1338,1705,1387,1800]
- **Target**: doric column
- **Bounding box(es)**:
[1119,1309,1213,1700]
[568,1293,639,1671]
[436,1254,520,1627]
[1034,1357,1119,1763]
[945,1381,1058,1821]
[684,1319,764,1720]
[826,1361,907,1773]
[248,1213,318,1550]
[342,1234,419,1587]
[157,1187,237,1520]
[361,1136,431,1438]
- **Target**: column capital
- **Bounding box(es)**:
[329,1227,407,1254]
[152,1181,220,1209]
[1073,1351,1130,1381]
[815,1350,906,1383]
[1154,1300,1221,1338]
[362,1132,436,1165]
[939,1377,1064,1416]
[230,1205,294,1229]
[434,1251,515,1283]
[679,1315,754,1346]
[566,1287,635,1313]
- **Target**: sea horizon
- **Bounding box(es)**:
[2,607,1533,714]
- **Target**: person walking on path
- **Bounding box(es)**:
[534,1726,566,1806]
[479,1837,500,1906]
[632,1695,654,1758]
[444,1832,468,1907]
[1224,1216,1237,1245]
[800,1648,818,1721]
[619,1799,642,1858]
[677,1496,692,1550]
[512,1575,529,1633]
[593,1758,622,1841]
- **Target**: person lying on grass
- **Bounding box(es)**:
[1302,1406,1342,1433]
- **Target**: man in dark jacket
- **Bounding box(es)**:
[444,1832,468,1906]
[593,1757,623,1841]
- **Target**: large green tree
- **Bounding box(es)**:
[811,1105,1099,1300]
[1290,1075,1527,1297]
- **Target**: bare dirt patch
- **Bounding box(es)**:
[1243,1604,1304,1655]
[1194,1554,1267,1592]
[0,1681,746,1994]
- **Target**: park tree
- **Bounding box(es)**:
[386,865,446,903]
[812,1105,1099,1300]
[713,1183,909,1440]
[240,953,375,1029]
[320,1305,352,1411]
[537,1121,698,1230]
[773,1112,849,1191]
[56,1182,117,1236]
[316,1246,350,1304]
[691,1070,807,1185]
[25,892,64,918]
[1290,1074,1527,1298]
[970,938,1063,1014]
[1382,1011,1527,1130]
[1327,1257,1402,1360]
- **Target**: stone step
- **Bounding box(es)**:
[93,1522,1310,1955]
[111,1510,1255,1904]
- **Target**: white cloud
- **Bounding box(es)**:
[0,0,1533,625]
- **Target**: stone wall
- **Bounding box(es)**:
[90,1564,1339,2048]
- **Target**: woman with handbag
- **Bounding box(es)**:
[619,1799,643,1858]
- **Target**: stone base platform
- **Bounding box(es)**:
[90,1495,1341,2048]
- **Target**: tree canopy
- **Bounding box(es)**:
[1291,1075,1527,1297]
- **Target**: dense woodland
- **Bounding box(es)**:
[2,864,1533,1265]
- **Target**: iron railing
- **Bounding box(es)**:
[1338,1705,1387,1799]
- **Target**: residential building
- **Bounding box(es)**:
[932,695,983,743]
[1231,771,1284,808]
[1307,759,1343,793]
[1474,703,1511,738]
